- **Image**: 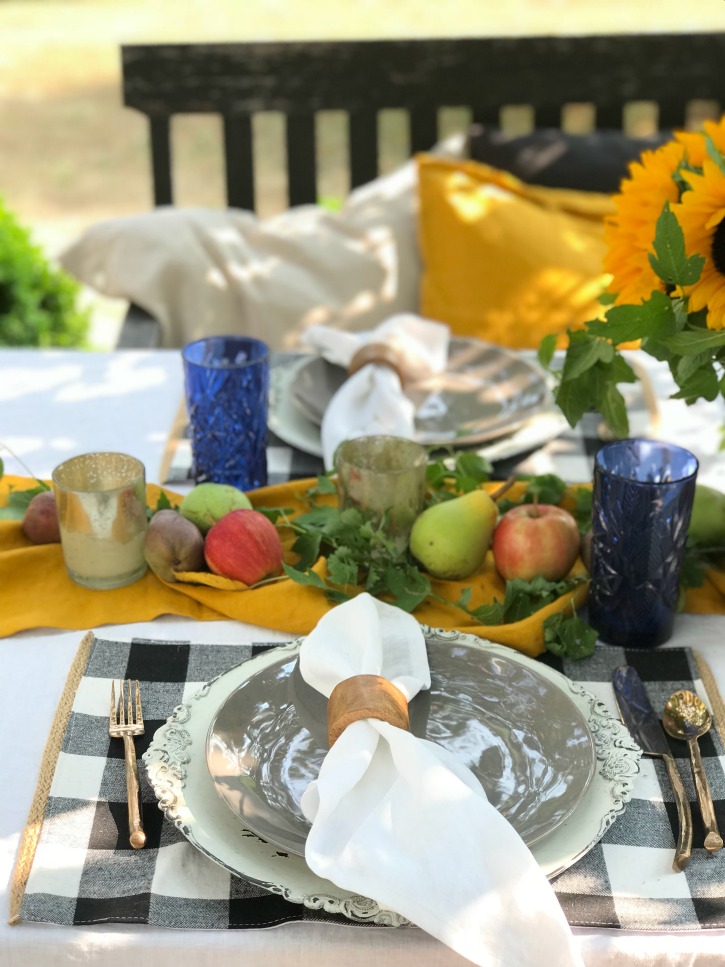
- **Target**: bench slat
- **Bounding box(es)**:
[223,115,255,211]
[349,112,379,190]
[286,114,317,208]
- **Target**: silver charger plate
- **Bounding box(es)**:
[292,337,551,446]
[268,356,569,461]
[206,643,596,855]
[144,630,642,926]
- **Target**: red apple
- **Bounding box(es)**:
[204,509,284,585]
[492,504,580,582]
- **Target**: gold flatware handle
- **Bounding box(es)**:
[663,753,693,871]
[123,733,146,849]
[687,738,723,853]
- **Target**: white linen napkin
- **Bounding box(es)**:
[302,314,450,469]
[299,593,583,967]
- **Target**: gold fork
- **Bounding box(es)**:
[109,679,146,849]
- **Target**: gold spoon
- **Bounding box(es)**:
[663,690,723,854]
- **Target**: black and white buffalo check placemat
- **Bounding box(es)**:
[160,353,659,489]
[12,633,725,931]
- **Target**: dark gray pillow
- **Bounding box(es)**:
[468,125,671,193]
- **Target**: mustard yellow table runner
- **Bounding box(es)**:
[2,475,723,656]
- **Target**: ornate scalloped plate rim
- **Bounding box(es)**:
[143,629,641,927]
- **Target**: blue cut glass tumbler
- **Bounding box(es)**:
[588,439,698,648]
[182,336,270,491]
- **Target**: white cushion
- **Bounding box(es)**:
[60,163,422,350]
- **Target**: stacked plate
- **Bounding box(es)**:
[144,631,641,925]
[268,338,569,461]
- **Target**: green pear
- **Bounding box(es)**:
[409,489,498,580]
[179,482,252,534]
[688,483,725,547]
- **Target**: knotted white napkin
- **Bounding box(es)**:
[299,593,583,967]
[302,314,449,469]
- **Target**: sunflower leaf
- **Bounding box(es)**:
[587,291,676,344]
[676,352,711,384]
[608,353,638,383]
[671,361,720,403]
[554,373,596,428]
[672,296,692,331]
[598,382,630,438]
[705,134,725,175]
[662,329,725,355]
[648,202,705,286]
[553,334,634,435]
[537,333,557,369]
[560,331,614,382]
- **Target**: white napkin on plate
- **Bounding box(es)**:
[299,594,583,967]
[302,314,449,469]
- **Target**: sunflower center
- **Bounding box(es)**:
[712,217,725,276]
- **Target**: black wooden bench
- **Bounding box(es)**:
[117,32,725,348]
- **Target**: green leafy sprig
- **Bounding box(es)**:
[540,202,725,439]
[454,573,588,625]
[282,469,596,659]
[283,503,433,612]
[543,608,599,660]
[0,446,50,520]
[0,480,50,520]
[425,450,494,499]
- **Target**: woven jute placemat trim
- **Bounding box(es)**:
[694,650,725,739]
[8,630,96,925]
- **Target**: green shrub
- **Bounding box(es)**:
[0,198,90,347]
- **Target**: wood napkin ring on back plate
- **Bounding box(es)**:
[327,674,410,746]
[347,343,406,386]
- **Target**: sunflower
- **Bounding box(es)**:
[674,157,725,330]
[603,140,685,305]
[676,115,725,169]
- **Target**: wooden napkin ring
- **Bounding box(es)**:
[347,343,406,385]
[327,674,410,746]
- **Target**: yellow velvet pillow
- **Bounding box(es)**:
[417,154,616,349]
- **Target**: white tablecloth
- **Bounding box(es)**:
[2,348,725,967]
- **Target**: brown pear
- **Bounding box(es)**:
[22,491,61,544]
[144,509,205,582]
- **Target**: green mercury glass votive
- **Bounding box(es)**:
[334,435,428,558]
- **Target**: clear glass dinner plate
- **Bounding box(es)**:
[143,631,641,926]
[291,337,552,446]
[205,643,596,855]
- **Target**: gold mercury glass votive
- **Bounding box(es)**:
[52,452,148,590]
